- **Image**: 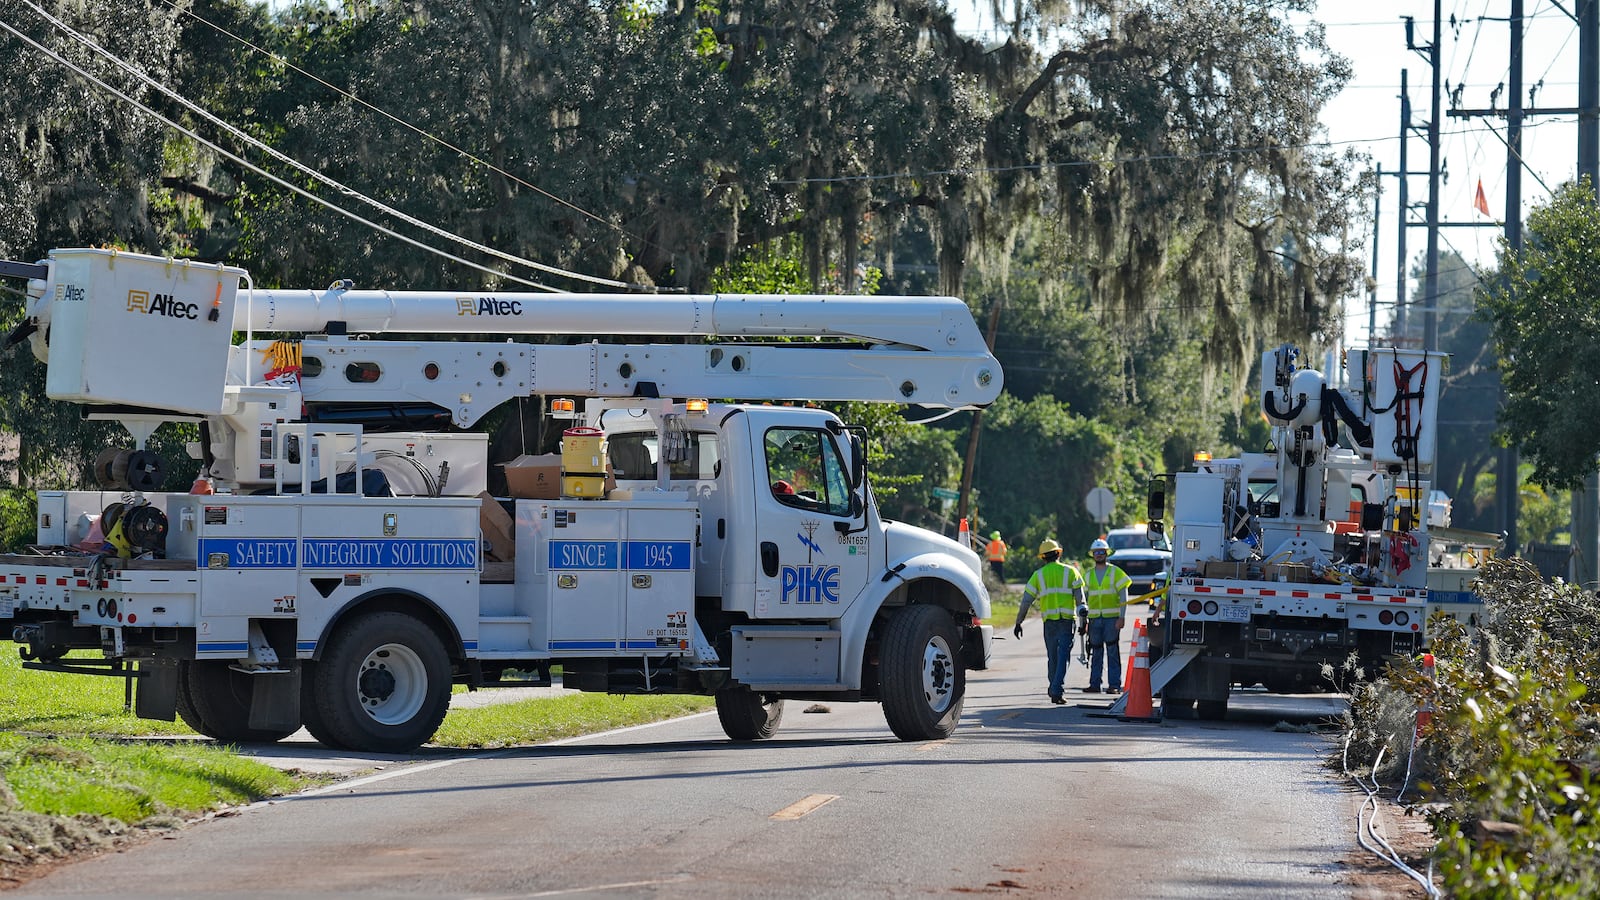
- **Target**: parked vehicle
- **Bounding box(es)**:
[1103,525,1171,599]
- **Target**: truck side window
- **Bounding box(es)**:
[765,428,850,516]
[608,432,720,481]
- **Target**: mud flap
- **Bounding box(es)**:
[134,658,179,721]
[247,665,302,732]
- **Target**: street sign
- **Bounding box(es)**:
[1085,486,1115,525]
[931,486,960,502]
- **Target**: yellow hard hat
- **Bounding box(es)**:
[1038,538,1062,557]
[990,531,1001,540]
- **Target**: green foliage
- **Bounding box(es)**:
[0,653,192,737]
[1341,559,1600,895]
[0,488,33,552]
[974,392,1159,561]
[1479,180,1600,489]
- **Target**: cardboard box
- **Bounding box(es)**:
[477,491,515,562]
[502,453,563,499]
[1200,559,1251,580]
[1263,562,1313,583]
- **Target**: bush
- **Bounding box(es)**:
[1340,558,1600,897]
[0,488,33,552]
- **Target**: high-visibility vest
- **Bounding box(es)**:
[1023,561,1083,619]
[1084,564,1132,617]
[984,539,1007,562]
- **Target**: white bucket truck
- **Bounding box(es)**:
[0,248,1001,751]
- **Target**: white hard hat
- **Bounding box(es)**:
[1090,538,1110,553]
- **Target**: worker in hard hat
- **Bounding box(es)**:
[983,531,1009,583]
[1012,538,1086,705]
[1083,537,1133,694]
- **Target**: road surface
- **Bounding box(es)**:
[13,621,1388,898]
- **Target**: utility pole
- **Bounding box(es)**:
[1575,0,1599,588]
[1396,70,1411,344]
[1370,164,1382,346]
[1424,0,1443,353]
[1499,0,1525,556]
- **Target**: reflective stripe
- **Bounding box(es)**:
[1025,562,1084,619]
[1084,564,1132,617]
[984,539,1007,562]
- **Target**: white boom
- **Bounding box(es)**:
[19,248,1002,418]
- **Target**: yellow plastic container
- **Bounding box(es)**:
[561,474,607,499]
[561,427,606,474]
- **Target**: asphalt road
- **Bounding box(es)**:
[14,620,1371,899]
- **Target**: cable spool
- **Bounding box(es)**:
[92,448,122,489]
[125,450,166,492]
[120,504,168,557]
[100,501,129,557]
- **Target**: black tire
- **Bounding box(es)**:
[297,660,346,750]
[307,611,452,753]
[175,660,298,743]
[880,604,965,741]
[715,686,784,741]
[1196,697,1230,720]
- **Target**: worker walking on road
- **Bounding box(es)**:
[1012,538,1085,705]
[983,531,1009,583]
[1083,538,1133,694]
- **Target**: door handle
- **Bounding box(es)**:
[760,541,779,577]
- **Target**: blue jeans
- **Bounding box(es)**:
[1042,617,1075,698]
[1088,616,1121,691]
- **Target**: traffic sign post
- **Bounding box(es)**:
[1085,486,1115,526]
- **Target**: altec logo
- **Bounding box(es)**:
[127,290,198,320]
[456,296,523,316]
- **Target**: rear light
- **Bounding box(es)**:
[1394,611,1409,626]
[1202,600,1219,616]
[1187,599,1203,614]
[1379,610,1394,625]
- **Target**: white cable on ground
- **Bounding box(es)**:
[18,1,635,290]
[0,15,555,291]
[1342,733,1442,898]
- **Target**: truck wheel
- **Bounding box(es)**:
[1196,698,1230,720]
[715,687,784,741]
[308,612,452,753]
[297,661,346,750]
[175,660,298,743]
[880,604,965,741]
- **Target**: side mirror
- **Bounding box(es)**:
[849,433,865,490]
[1145,477,1168,532]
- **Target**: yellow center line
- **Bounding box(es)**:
[997,711,1022,720]
[770,793,840,820]
[914,739,950,752]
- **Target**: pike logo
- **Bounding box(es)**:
[456,296,523,316]
[127,290,198,319]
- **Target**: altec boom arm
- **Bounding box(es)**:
[13,249,1002,419]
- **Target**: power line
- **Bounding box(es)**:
[16,1,635,291]
[0,14,560,291]
[158,0,661,261]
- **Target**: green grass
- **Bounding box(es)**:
[0,733,300,821]
[0,652,193,737]
[433,693,715,748]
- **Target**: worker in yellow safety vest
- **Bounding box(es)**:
[1083,537,1133,694]
[1012,539,1086,705]
[983,531,1008,582]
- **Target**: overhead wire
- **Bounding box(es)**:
[0,14,563,291]
[158,0,670,265]
[15,0,633,291]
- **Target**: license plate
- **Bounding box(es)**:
[0,596,12,618]
[1220,603,1251,623]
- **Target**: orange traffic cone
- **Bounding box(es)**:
[1119,624,1160,723]
[1121,618,1146,694]
[1414,652,1436,739]
[957,517,970,549]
